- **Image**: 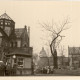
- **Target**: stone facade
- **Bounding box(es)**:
[0,13,33,75]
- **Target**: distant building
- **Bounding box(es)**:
[58,56,69,69]
[38,47,69,69]
[38,56,69,69]
[68,46,80,69]
[38,57,53,69]
[0,13,33,75]
[38,47,50,68]
[39,47,47,57]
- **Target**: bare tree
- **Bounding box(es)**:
[39,18,70,69]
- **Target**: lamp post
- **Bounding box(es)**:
[13,55,16,59]
[12,55,17,76]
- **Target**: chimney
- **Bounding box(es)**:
[28,26,30,46]
[24,25,28,32]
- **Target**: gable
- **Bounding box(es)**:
[15,28,24,38]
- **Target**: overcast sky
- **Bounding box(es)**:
[0,1,80,56]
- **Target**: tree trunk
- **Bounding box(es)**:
[50,45,58,69]
[53,52,58,69]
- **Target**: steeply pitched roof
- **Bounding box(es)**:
[15,26,29,39]
[68,47,80,55]
[0,13,13,20]
[15,28,24,38]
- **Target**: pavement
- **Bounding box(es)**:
[34,69,80,76]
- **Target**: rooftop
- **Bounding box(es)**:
[0,13,13,21]
[15,28,24,38]
[68,47,80,55]
[39,47,47,57]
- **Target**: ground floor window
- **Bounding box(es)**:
[17,58,24,68]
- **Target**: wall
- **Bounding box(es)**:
[16,69,31,75]
[24,57,31,68]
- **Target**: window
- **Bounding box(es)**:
[1,22,3,25]
[5,22,7,25]
[17,40,21,47]
[8,23,10,25]
[18,58,24,68]
[4,27,10,36]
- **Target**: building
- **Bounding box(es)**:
[0,13,33,75]
[38,57,53,69]
[38,56,69,69]
[38,47,51,68]
[39,47,47,57]
[68,46,80,69]
[58,56,69,69]
[38,47,69,69]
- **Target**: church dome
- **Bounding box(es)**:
[39,47,47,57]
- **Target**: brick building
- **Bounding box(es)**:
[0,13,33,75]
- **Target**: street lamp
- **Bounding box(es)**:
[13,55,17,64]
[12,55,17,76]
[13,55,16,59]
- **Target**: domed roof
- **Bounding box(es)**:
[0,13,13,20]
[39,47,47,57]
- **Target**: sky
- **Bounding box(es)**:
[0,1,80,56]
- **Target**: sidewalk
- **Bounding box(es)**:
[53,69,80,76]
[34,69,80,76]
